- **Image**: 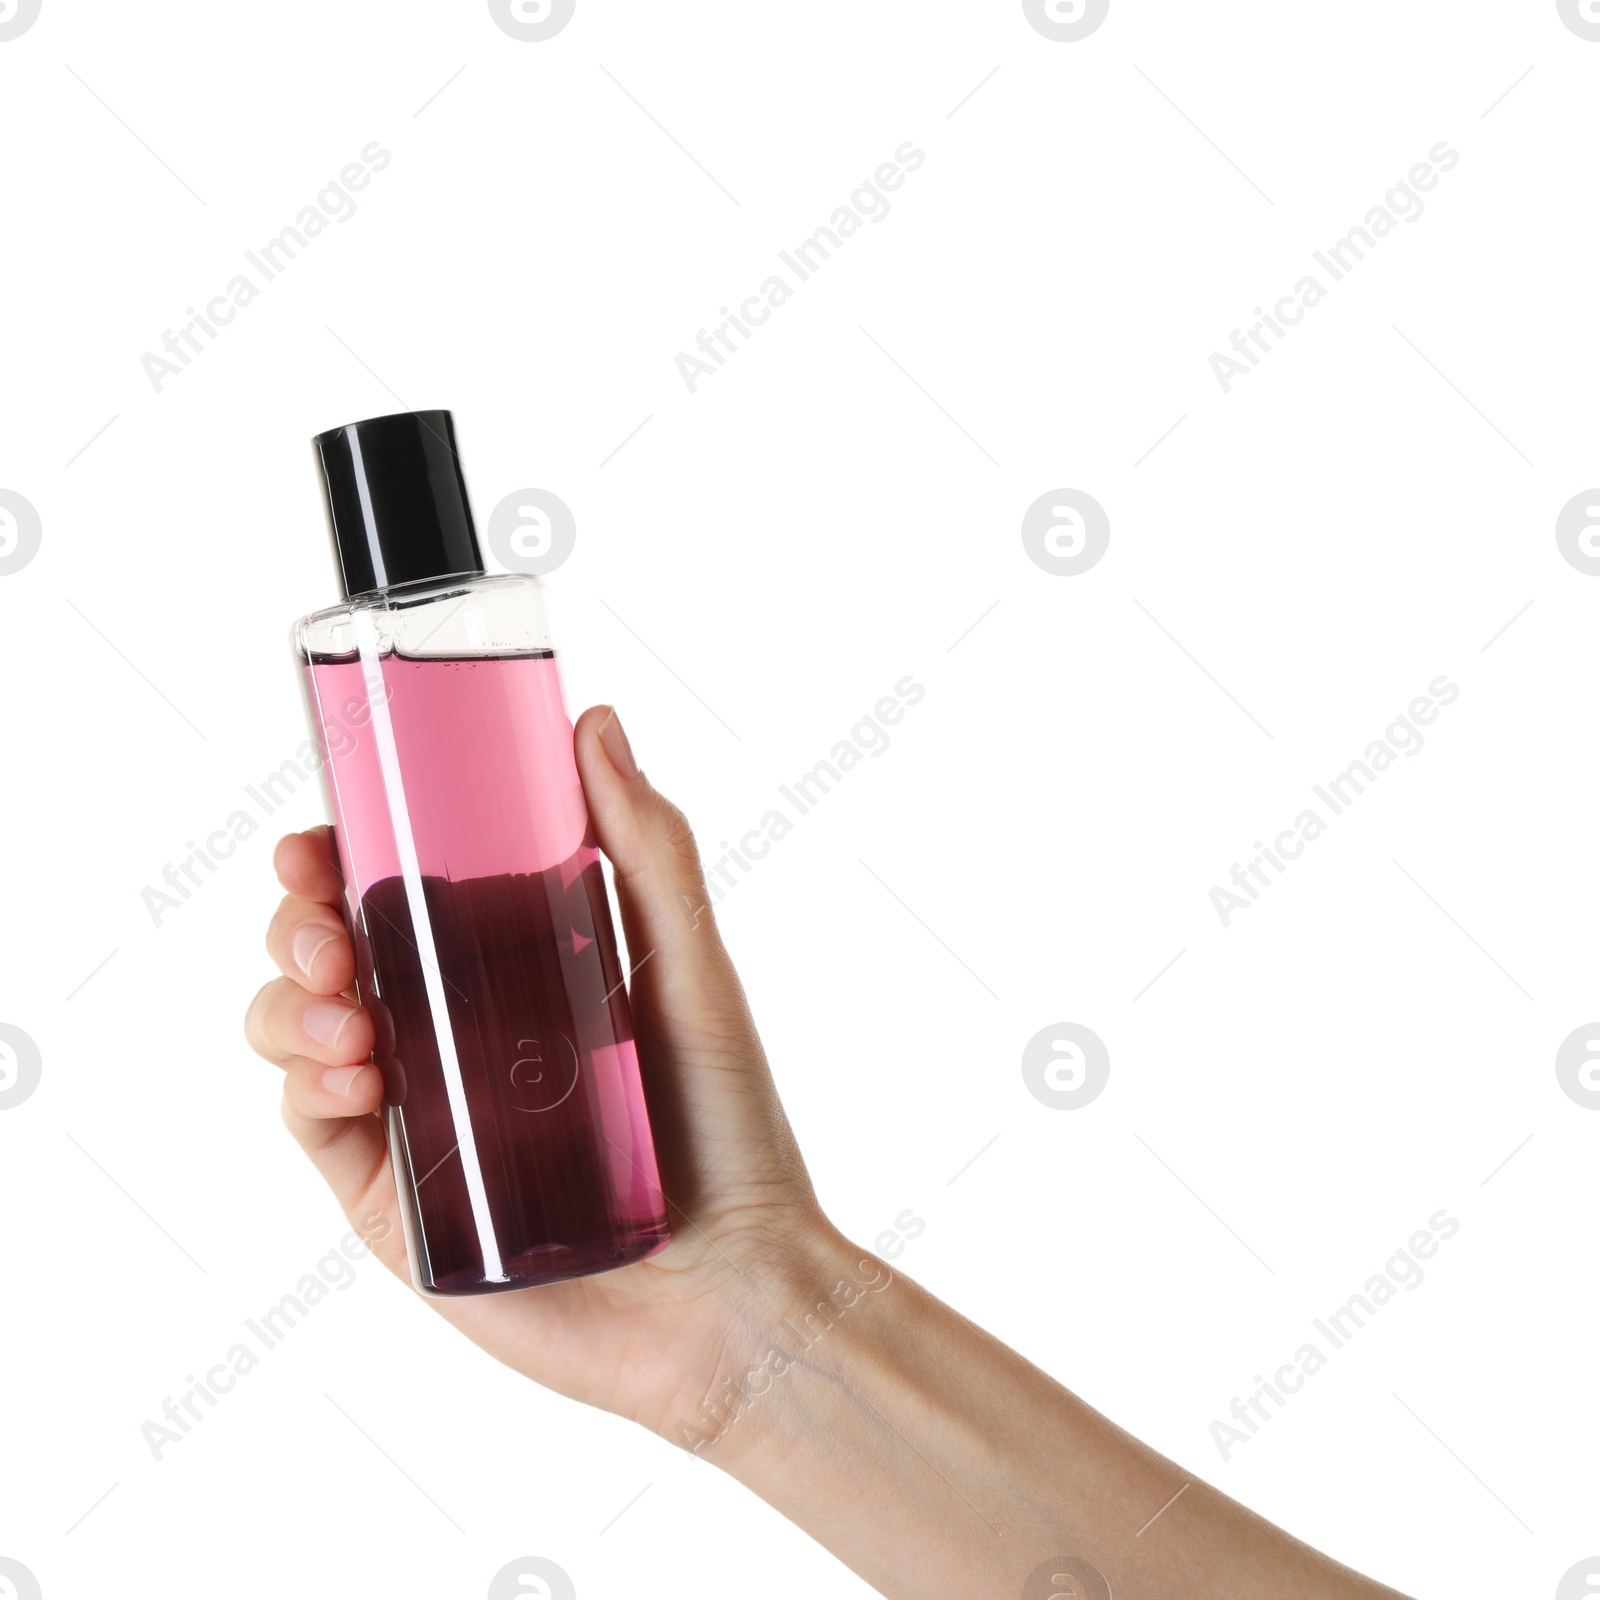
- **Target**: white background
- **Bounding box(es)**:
[1,3,1596,1597]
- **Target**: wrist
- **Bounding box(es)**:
[661,1221,897,1468]
[672,1224,1034,1598]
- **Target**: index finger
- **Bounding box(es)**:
[273,827,344,907]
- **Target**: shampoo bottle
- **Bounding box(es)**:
[293,409,670,1295]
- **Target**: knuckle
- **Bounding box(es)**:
[265,898,311,962]
[656,797,701,868]
[243,981,276,1049]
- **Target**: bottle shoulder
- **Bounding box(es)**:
[293,573,553,661]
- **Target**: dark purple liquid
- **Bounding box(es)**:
[357,858,670,1293]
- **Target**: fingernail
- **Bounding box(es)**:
[599,706,640,781]
[303,1000,357,1049]
[292,924,339,981]
[322,1065,366,1097]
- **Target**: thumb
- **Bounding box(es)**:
[574,707,812,1219]
[573,705,740,1013]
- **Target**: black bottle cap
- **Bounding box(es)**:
[313,409,485,598]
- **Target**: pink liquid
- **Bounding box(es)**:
[304,651,669,1294]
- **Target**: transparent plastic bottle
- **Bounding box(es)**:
[292,410,669,1295]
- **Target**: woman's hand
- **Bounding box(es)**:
[244,705,843,1448]
[245,705,1412,1599]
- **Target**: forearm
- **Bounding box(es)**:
[682,1226,1410,1600]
